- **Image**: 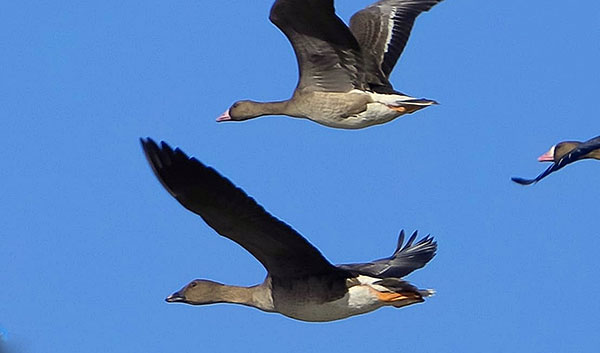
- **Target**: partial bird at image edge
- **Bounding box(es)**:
[512,135,600,185]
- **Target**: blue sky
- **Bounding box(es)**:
[2,1,600,352]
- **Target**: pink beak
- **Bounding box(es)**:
[216,109,232,122]
[537,150,554,162]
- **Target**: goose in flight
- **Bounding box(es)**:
[512,135,600,185]
[217,0,444,129]
[141,138,436,321]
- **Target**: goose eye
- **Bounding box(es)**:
[189,282,197,288]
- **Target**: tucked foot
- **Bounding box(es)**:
[369,287,431,308]
[386,98,438,114]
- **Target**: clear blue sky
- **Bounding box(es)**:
[2,1,600,352]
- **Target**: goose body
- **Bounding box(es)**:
[217,0,444,129]
[512,135,600,185]
[276,90,429,129]
[271,275,425,322]
[141,138,436,321]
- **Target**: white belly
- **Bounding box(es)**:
[276,285,382,322]
[330,103,403,129]
[304,91,427,129]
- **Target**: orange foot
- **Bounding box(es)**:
[388,106,407,113]
[370,288,421,303]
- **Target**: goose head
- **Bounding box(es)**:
[538,142,580,162]
[217,100,265,122]
[166,279,225,305]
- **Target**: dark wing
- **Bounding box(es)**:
[338,230,436,278]
[512,136,600,185]
[141,138,342,279]
[511,163,559,185]
[349,0,443,79]
[269,0,367,92]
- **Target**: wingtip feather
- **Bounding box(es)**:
[395,230,406,252]
[511,177,536,185]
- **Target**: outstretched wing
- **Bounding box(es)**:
[512,136,600,185]
[349,0,443,79]
[338,230,436,278]
[511,163,560,185]
[141,138,342,279]
[269,0,366,92]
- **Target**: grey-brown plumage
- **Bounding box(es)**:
[141,138,436,321]
[218,0,444,129]
[350,0,444,87]
[512,135,600,185]
[269,0,366,93]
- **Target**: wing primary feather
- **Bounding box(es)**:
[395,229,406,252]
[140,137,341,279]
[338,230,436,278]
[511,176,537,185]
[512,162,560,186]
[349,0,444,80]
[407,230,418,249]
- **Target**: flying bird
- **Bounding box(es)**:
[141,138,436,322]
[217,0,444,129]
[512,135,600,185]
